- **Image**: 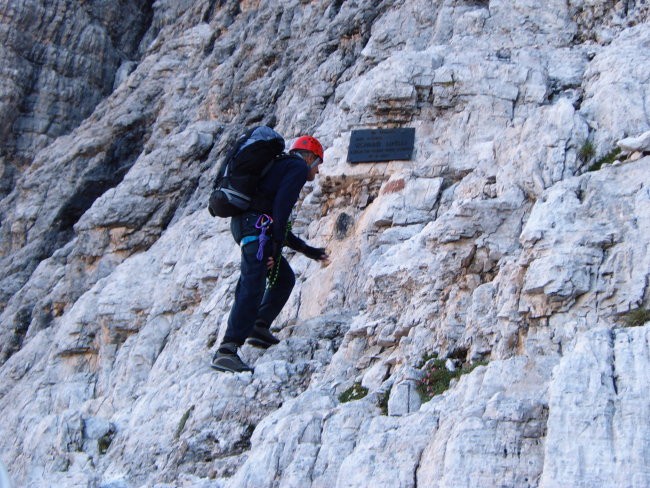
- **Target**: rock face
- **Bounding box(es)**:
[0,0,154,195]
[0,1,649,487]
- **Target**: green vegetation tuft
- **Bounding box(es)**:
[588,147,622,172]
[578,141,596,163]
[175,406,195,439]
[417,359,487,403]
[378,389,390,415]
[417,351,438,368]
[98,431,115,455]
[622,308,650,328]
[339,382,369,403]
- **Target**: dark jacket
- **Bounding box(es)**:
[256,153,310,252]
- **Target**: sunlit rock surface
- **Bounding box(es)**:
[0,1,649,486]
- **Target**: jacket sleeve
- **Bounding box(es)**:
[286,231,306,251]
[271,161,308,250]
[287,231,327,260]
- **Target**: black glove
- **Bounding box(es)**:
[286,232,328,261]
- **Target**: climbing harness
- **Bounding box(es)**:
[240,235,258,248]
[239,214,273,261]
[239,214,292,290]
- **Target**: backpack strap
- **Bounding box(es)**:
[260,152,284,177]
[250,153,284,213]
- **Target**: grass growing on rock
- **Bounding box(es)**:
[417,359,487,403]
[339,382,368,403]
[579,141,596,164]
[378,389,390,415]
[174,406,195,439]
[622,308,650,328]
[98,429,116,455]
[588,147,622,171]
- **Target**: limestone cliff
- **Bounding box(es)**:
[0,1,649,487]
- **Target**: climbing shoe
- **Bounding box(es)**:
[211,345,253,373]
[247,324,280,349]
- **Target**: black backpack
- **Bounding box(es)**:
[208,126,285,218]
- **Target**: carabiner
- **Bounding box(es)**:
[255,214,273,229]
[254,214,273,261]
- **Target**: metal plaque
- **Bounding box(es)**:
[347,128,415,163]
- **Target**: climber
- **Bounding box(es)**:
[211,135,330,373]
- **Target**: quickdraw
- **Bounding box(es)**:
[255,214,273,261]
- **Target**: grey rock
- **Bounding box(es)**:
[0,1,650,487]
[0,0,152,191]
[618,130,650,153]
[541,326,650,487]
[387,380,421,416]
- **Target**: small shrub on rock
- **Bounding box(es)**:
[338,382,369,403]
[588,147,621,171]
[579,141,596,163]
[622,308,650,328]
[378,389,390,415]
[417,359,487,402]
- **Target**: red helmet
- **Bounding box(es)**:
[290,135,324,160]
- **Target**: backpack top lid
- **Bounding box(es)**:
[207,126,285,218]
[238,126,284,154]
[226,126,285,176]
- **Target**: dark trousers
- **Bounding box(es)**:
[222,211,295,346]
